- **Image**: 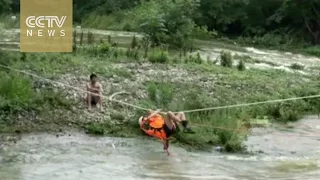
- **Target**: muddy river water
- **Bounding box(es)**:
[0,116,319,180]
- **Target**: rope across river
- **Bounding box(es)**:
[2,64,320,113]
[1,64,320,138]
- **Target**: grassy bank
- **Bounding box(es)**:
[1,38,320,152]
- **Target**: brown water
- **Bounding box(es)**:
[0,116,319,180]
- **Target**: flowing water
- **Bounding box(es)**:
[1,28,320,74]
[1,116,320,180]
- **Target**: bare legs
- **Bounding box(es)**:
[87,93,92,111]
[166,112,193,131]
[86,93,103,112]
[144,110,195,132]
[164,111,184,129]
[96,91,103,112]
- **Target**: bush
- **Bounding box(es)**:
[192,25,217,40]
[290,63,304,70]
[186,53,203,64]
[266,100,306,122]
[237,60,246,71]
[177,96,248,151]
[136,0,197,48]
[87,31,94,44]
[131,35,138,49]
[98,43,111,55]
[302,46,320,57]
[123,23,133,31]
[0,72,34,112]
[0,70,74,129]
[148,50,169,63]
[220,51,233,67]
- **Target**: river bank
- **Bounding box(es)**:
[1,38,320,152]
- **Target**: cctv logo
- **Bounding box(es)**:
[26,16,66,28]
[25,16,67,37]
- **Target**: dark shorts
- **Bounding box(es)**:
[90,95,99,105]
[163,124,177,138]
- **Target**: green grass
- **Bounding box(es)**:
[1,40,320,152]
[300,46,320,57]
[0,70,75,130]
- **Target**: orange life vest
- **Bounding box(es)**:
[148,114,164,128]
[140,114,167,140]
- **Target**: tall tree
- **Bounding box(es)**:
[269,0,320,44]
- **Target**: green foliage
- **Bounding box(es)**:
[192,25,217,40]
[185,53,203,64]
[0,0,12,14]
[20,52,26,61]
[86,123,105,135]
[301,46,320,57]
[110,110,125,120]
[220,51,233,67]
[123,23,133,31]
[3,0,320,46]
[237,60,246,71]
[87,31,94,44]
[0,72,34,110]
[148,50,169,63]
[71,0,320,48]
[290,63,304,70]
[135,0,198,48]
[147,81,173,109]
[131,35,138,49]
[0,70,74,127]
[268,0,320,44]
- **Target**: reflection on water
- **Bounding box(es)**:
[0,116,319,180]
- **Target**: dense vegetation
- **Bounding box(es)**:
[81,0,320,47]
[2,0,320,55]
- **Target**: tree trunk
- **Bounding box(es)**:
[304,19,319,45]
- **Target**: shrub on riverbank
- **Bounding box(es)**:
[148,50,169,64]
[220,51,233,67]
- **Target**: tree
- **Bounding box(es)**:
[196,0,249,33]
[0,0,12,14]
[137,0,198,48]
[269,0,320,44]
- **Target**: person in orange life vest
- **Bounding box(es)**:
[141,109,195,151]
